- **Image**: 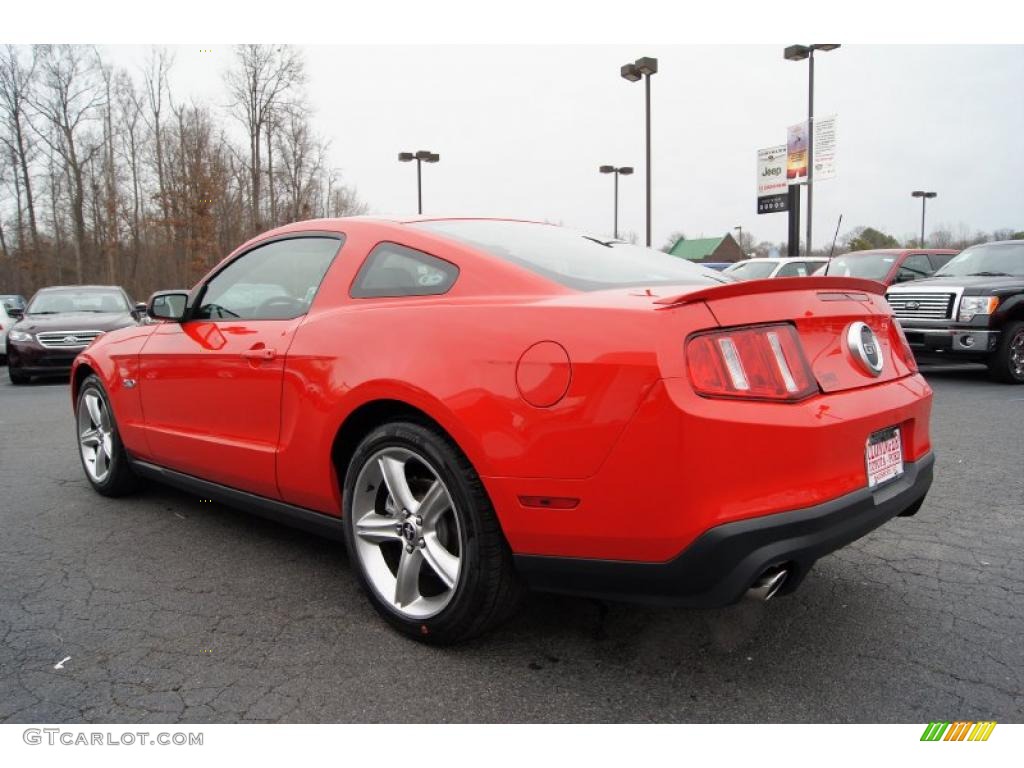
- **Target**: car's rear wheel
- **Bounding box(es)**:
[988,321,1024,384]
[76,375,140,496]
[343,421,523,644]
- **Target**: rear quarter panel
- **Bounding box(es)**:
[275,298,711,515]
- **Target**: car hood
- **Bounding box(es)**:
[14,311,138,333]
[890,274,1024,291]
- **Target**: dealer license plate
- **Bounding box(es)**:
[866,427,904,488]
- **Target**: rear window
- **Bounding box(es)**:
[819,251,897,280]
[726,260,778,280]
[351,242,459,298]
[411,220,727,291]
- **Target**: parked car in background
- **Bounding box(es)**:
[1,294,27,312]
[886,240,1024,382]
[71,217,933,644]
[697,262,732,272]
[724,257,828,281]
[7,285,143,384]
[813,249,958,286]
[0,301,16,363]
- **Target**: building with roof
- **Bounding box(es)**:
[666,233,745,264]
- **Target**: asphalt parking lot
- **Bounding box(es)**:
[1,367,1021,723]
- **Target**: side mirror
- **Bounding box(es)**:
[893,269,916,283]
[132,301,148,320]
[147,290,189,322]
[7,306,24,320]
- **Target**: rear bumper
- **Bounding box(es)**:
[514,452,934,607]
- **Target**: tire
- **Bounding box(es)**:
[75,374,140,497]
[8,366,29,385]
[987,321,1024,384]
[342,420,523,644]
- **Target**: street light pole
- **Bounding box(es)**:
[621,57,658,247]
[807,48,814,256]
[398,150,440,215]
[600,165,634,239]
[645,71,652,247]
[911,190,937,247]
[784,44,839,256]
[416,157,423,215]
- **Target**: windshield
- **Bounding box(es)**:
[411,220,729,291]
[934,242,1024,277]
[27,288,129,314]
[724,260,778,280]
[816,251,897,280]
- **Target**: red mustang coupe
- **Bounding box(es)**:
[71,218,934,643]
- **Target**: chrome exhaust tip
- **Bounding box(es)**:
[746,567,789,602]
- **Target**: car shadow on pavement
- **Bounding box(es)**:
[918,363,991,382]
[134,478,879,696]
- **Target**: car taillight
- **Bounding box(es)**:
[891,319,918,373]
[686,324,818,401]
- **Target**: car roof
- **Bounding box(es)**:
[732,256,827,264]
[839,248,958,256]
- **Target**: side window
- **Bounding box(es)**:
[896,254,933,282]
[776,262,806,277]
[194,236,343,320]
[351,242,459,298]
[928,253,954,271]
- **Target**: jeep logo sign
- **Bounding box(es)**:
[757,143,790,215]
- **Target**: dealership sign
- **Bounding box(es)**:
[813,114,837,181]
[786,121,808,184]
[756,144,788,214]
[786,116,837,185]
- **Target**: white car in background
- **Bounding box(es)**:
[0,302,14,363]
[723,257,830,281]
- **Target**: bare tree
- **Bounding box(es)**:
[45,140,66,282]
[929,227,954,248]
[276,106,324,221]
[224,44,305,232]
[661,230,686,252]
[114,69,145,281]
[142,47,173,244]
[30,44,103,282]
[1,44,361,298]
[0,147,10,263]
[0,45,41,258]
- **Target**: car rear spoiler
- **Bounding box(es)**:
[653,277,886,308]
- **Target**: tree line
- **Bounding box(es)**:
[0,44,365,301]
[663,224,1023,259]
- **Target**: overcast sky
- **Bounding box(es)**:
[102,44,1023,249]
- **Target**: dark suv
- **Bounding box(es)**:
[7,285,143,384]
[885,240,1024,383]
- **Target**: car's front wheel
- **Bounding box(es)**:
[8,365,29,385]
[76,375,140,496]
[343,421,523,644]
[988,321,1024,384]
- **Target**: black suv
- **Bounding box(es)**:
[885,240,1024,383]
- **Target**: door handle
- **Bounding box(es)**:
[241,347,277,361]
